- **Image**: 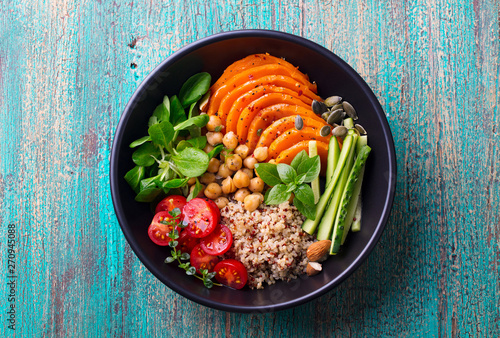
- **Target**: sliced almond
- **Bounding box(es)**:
[306,240,331,262]
[306,262,322,276]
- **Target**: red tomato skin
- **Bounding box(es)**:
[214,259,248,290]
[155,195,187,216]
[200,224,233,256]
[177,231,200,254]
[148,211,182,246]
[203,198,221,224]
[190,244,219,273]
[183,198,218,238]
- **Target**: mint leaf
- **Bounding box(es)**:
[290,150,309,171]
[296,155,321,183]
[277,163,297,184]
[294,197,316,220]
[265,184,290,205]
[294,183,316,206]
[254,163,282,186]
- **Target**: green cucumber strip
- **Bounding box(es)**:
[302,134,354,235]
[308,141,321,204]
[316,135,357,240]
[351,196,362,232]
[356,135,368,154]
[330,145,371,254]
[340,166,365,244]
[325,135,340,187]
[344,117,354,129]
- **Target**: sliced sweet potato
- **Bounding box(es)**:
[208,74,321,121]
[268,127,331,160]
[235,93,311,143]
[225,85,313,134]
[275,140,330,175]
[245,104,324,152]
[256,116,327,149]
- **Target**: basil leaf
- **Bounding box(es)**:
[277,163,297,184]
[124,166,145,193]
[148,120,175,149]
[294,183,316,206]
[296,155,321,183]
[290,150,309,171]
[293,197,316,220]
[179,72,211,108]
[129,136,151,148]
[207,144,224,159]
[152,101,169,123]
[163,178,189,189]
[132,142,159,166]
[174,114,209,131]
[135,187,161,202]
[170,95,186,125]
[295,173,307,185]
[265,184,290,205]
[254,163,282,186]
[173,148,209,177]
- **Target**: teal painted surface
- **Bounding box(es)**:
[0,0,499,337]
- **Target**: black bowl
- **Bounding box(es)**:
[110,29,396,313]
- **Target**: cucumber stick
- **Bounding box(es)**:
[340,166,365,244]
[351,197,362,232]
[330,145,371,254]
[325,135,340,187]
[302,134,355,235]
[308,141,321,204]
[315,135,357,240]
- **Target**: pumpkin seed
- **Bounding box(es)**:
[295,115,304,130]
[324,96,342,107]
[332,125,348,137]
[354,124,367,135]
[330,103,343,111]
[320,125,331,137]
[327,109,344,125]
[321,112,331,121]
[312,100,327,115]
[342,101,358,120]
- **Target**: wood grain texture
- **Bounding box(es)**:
[0,0,499,337]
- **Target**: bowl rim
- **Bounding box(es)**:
[110,29,397,313]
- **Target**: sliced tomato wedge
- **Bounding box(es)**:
[177,231,200,254]
[148,211,182,246]
[214,259,248,289]
[190,244,219,273]
[204,198,221,224]
[200,224,233,255]
[155,195,187,216]
[183,198,218,238]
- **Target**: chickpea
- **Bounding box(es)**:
[200,172,216,184]
[226,154,243,171]
[223,131,239,150]
[204,182,222,199]
[248,177,264,192]
[242,168,253,179]
[253,147,269,162]
[243,156,258,169]
[268,159,276,165]
[221,176,237,194]
[244,194,261,212]
[215,197,229,209]
[234,188,251,203]
[253,192,264,203]
[234,144,250,159]
[206,115,223,132]
[233,170,250,189]
[217,163,234,178]
[206,131,223,146]
[187,177,197,186]
[207,158,220,173]
[220,148,232,163]
[190,184,205,198]
[203,144,214,154]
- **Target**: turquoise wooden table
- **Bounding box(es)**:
[1,0,499,337]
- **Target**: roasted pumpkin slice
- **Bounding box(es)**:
[211,54,311,94]
[235,93,311,143]
[275,140,330,175]
[245,104,324,152]
[207,63,317,117]
[225,85,313,134]
[256,116,327,149]
[268,127,331,160]
[208,74,321,121]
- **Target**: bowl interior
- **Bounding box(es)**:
[110,31,396,313]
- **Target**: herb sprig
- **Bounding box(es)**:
[255,150,320,220]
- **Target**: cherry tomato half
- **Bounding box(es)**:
[148,211,182,246]
[155,195,187,216]
[177,231,200,254]
[183,198,218,238]
[204,198,221,224]
[214,259,248,290]
[190,244,219,273]
[200,224,233,256]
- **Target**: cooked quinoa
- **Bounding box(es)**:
[220,200,315,289]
